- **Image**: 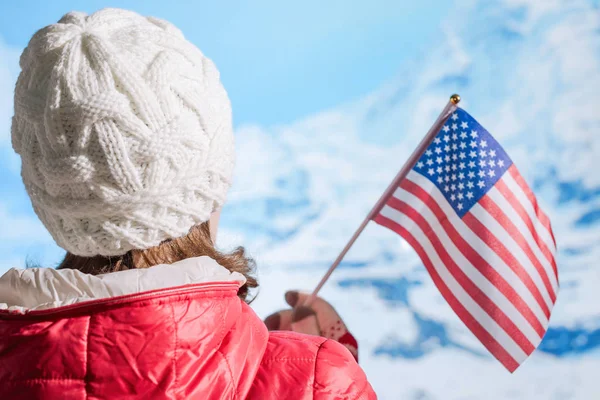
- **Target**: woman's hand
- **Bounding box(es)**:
[264,291,359,362]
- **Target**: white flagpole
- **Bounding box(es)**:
[303,94,462,307]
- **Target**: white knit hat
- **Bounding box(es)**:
[11,8,235,257]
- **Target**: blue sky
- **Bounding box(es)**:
[0,0,452,126]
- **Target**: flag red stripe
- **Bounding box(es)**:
[477,195,557,303]
[461,213,552,319]
[398,179,546,337]
[385,197,536,354]
[373,213,520,372]
[508,166,557,248]
[495,179,558,280]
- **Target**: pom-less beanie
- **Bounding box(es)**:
[11,8,235,257]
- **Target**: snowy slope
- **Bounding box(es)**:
[218,0,600,398]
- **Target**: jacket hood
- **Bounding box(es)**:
[0,256,246,313]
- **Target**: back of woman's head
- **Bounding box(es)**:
[11,8,255,300]
[57,222,258,301]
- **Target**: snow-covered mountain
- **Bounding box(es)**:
[219,0,600,398]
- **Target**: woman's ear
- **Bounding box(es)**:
[209,209,221,243]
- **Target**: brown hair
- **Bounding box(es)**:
[56,222,258,302]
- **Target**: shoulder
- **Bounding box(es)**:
[250,331,376,400]
[312,338,376,400]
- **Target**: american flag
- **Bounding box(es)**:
[373,108,558,372]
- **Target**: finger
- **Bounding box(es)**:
[292,305,316,323]
[264,312,280,330]
[284,290,315,308]
[291,306,321,336]
[264,309,293,331]
[278,309,293,331]
[285,291,343,326]
[284,290,301,307]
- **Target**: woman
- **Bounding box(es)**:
[0,8,376,400]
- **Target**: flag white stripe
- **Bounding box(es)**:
[406,171,549,327]
[393,186,543,344]
[488,185,559,291]
[502,173,557,254]
[469,204,555,310]
[380,204,528,363]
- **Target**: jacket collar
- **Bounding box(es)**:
[0,256,245,313]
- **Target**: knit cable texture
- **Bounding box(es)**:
[11,8,235,256]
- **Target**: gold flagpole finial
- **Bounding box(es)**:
[450,94,461,105]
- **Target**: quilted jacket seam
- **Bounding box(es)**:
[217,349,236,400]
[261,357,317,362]
[269,333,326,343]
[84,315,91,400]
[349,381,372,400]
[313,339,371,400]
[216,299,236,400]
[171,303,179,397]
[311,340,326,398]
[1,378,85,384]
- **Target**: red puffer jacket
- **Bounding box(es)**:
[0,257,376,399]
